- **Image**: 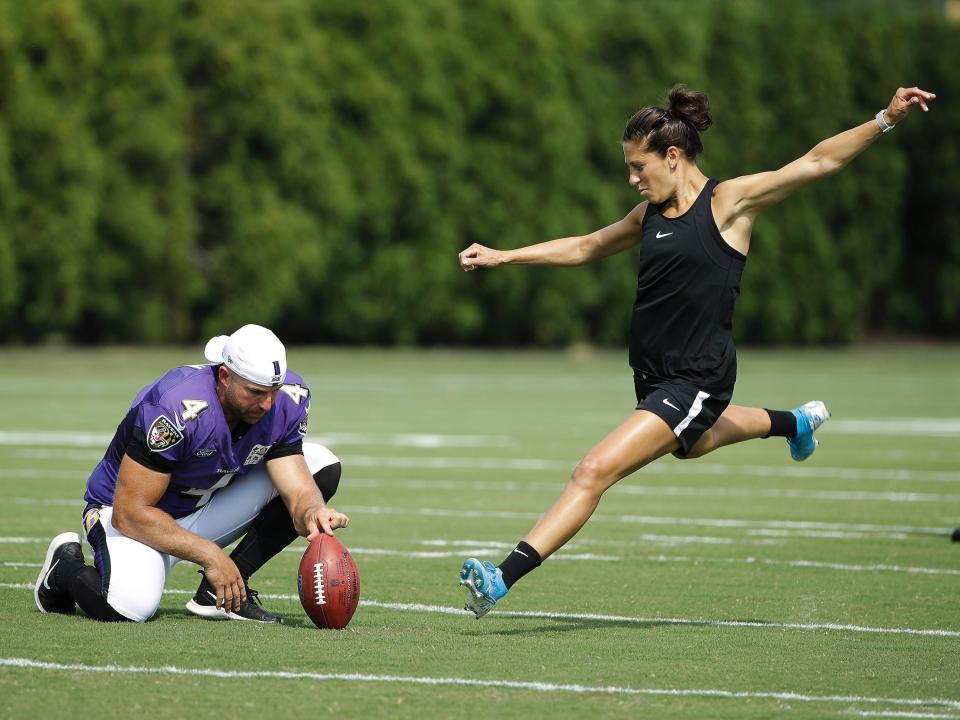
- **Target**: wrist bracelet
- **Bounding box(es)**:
[875,109,895,133]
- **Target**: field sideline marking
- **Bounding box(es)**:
[1,583,957,638]
[1,657,958,713]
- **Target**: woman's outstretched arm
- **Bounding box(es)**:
[719,87,936,219]
[459,201,649,270]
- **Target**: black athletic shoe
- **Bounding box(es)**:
[185,572,283,624]
[35,532,84,615]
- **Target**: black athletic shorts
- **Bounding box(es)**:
[633,372,734,457]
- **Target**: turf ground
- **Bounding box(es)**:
[1,345,958,719]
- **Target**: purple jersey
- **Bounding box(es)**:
[84,364,311,518]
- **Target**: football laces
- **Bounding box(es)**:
[313,562,326,606]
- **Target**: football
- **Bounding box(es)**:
[297,533,360,629]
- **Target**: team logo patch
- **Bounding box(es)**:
[298,420,308,436]
[194,448,217,458]
[244,444,272,466]
[147,415,184,452]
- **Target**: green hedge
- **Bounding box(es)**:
[0,0,956,345]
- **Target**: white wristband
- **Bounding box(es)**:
[875,109,895,133]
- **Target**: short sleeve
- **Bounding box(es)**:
[126,427,177,473]
[275,381,311,446]
[135,402,192,465]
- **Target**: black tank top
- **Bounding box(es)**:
[628,179,746,389]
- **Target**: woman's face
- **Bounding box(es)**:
[623,140,675,203]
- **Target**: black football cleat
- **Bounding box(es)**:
[35,532,84,615]
[185,571,283,624]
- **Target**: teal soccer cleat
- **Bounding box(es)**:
[787,400,831,462]
[459,558,508,618]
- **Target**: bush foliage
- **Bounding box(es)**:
[0,0,956,345]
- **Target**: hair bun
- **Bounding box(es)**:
[667,84,712,133]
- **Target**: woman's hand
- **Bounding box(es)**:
[458,243,505,271]
[883,87,936,125]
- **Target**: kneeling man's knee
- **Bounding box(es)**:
[313,462,341,502]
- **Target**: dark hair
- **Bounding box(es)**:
[622,85,712,160]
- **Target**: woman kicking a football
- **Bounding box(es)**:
[457,85,936,618]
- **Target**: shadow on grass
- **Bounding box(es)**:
[147,607,316,628]
[458,616,679,636]
[460,615,776,636]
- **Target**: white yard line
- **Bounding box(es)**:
[3,429,960,484]
[0,537,53,544]
[0,470,89,480]
[0,430,514,449]
[421,540,960,577]
[354,599,960,638]
[846,711,960,719]
[1,657,958,713]
[14,468,957,504]
[7,537,958,575]
[641,555,960,577]
[652,463,960,485]
[341,456,960,485]
[4,496,952,541]
[340,504,950,537]
[827,419,960,437]
[614,485,960,504]
[344,476,960,504]
[277,546,621,561]
[2,583,958,639]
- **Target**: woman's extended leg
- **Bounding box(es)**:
[525,410,679,559]
[460,409,678,617]
[459,401,828,617]
[684,401,829,460]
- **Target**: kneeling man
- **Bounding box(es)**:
[35,324,348,623]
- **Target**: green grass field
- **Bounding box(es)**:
[1,345,958,719]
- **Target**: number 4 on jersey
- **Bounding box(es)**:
[181,399,209,422]
[280,384,309,405]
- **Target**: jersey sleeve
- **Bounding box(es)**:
[264,438,303,461]
[274,379,311,447]
[132,401,193,468]
[126,427,177,473]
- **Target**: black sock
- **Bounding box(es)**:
[229,462,342,580]
[764,409,798,439]
[66,565,130,622]
[497,541,542,588]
